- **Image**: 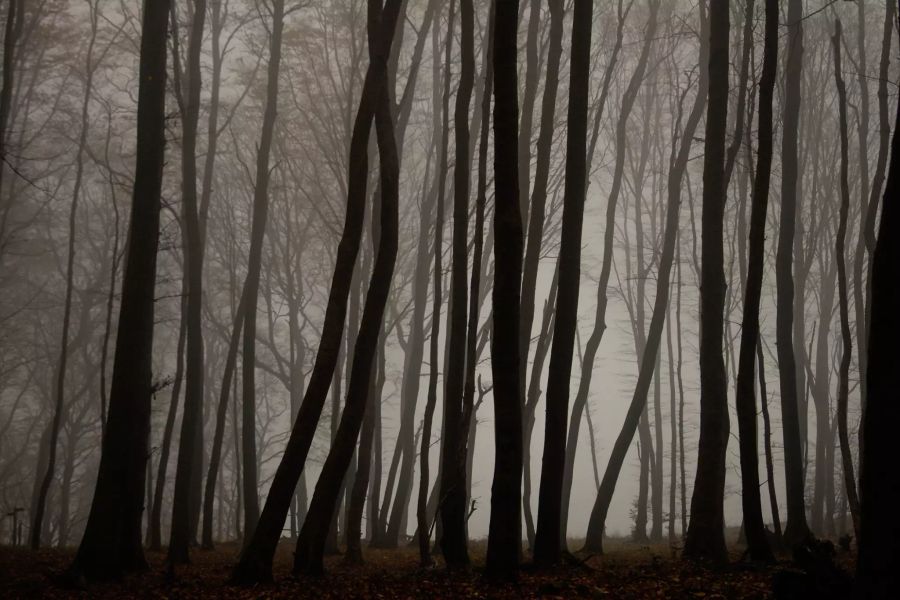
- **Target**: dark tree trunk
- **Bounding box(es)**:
[856,6,900,596]
[417,0,454,567]
[582,0,701,555]
[561,0,659,546]
[293,0,401,575]
[733,0,776,563]
[0,0,23,200]
[831,19,861,544]
[381,0,438,549]
[532,0,586,568]
[518,0,562,551]
[230,0,404,584]
[169,0,208,565]
[683,0,729,563]
[439,0,475,570]
[484,0,523,580]
[70,0,170,578]
[775,0,810,548]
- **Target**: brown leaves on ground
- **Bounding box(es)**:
[0,540,834,599]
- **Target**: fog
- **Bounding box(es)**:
[0,0,896,588]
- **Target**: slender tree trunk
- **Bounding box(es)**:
[236,0,285,546]
[231,0,404,584]
[776,0,810,548]
[294,2,400,574]
[439,0,475,569]
[169,0,208,565]
[519,0,562,551]
[71,0,170,578]
[561,1,660,545]
[582,0,701,554]
[532,0,587,567]
[832,20,861,544]
[733,0,777,562]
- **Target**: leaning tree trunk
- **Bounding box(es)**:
[532,0,587,568]
[293,1,400,574]
[561,0,659,544]
[230,0,404,584]
[831,19,861,544]
[71,0,170,579]
[733,0,777,563]
[484,0,523,580]
[775,0,811,548]
[683,0,729,563]
[582,0,702,555]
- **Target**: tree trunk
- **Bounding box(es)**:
[831,19,861,544]
[582,0,701,554]
[169,0,208,565]
[683,0,729,563]
[856,5,900,594]
[532,0,586,568]
[733,0,776,562]
[439,0,475,570]
[561,0,660,546]
[293,1,401,575]
[775,0,810,548]
[71,0,170,578]
[484,0,523,580]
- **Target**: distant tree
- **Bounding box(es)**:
[70,0,171,579]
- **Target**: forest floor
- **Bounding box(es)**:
[0,536,854,599]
